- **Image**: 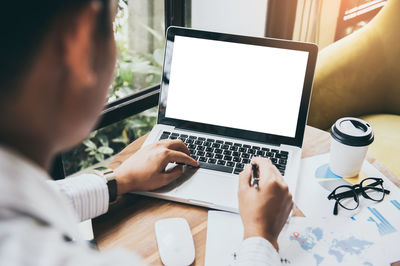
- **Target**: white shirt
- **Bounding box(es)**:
[0,146,281,265]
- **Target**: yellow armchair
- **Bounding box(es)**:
[308,0,400,177]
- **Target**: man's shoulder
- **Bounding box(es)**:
[0,146,74,233]
[0,146,48,202]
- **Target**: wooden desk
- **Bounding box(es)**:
[93,126,399,265]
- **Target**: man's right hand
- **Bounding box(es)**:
[238,157,293,251]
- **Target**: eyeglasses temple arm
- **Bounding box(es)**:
[333,201,339,215]
[362,186,391,195]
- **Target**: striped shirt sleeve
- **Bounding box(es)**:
[234,237,282,266]
[52,174,109,221]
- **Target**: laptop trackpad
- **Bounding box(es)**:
[173,167,239,210]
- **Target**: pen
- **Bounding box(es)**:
[250,163,259,190]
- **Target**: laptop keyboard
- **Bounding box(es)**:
[159,131,288,176]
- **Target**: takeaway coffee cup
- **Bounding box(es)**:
[330,117,374,177]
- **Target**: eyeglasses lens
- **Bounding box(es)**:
[361,178,385,201]
[336,186,359,210]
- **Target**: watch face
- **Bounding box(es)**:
[93,166,115,181]
[94,166,108,171]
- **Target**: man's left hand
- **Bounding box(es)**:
[113,139,199,195]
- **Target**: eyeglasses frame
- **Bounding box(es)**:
[327,177,390,215]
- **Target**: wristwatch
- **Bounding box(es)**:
[93,166,118,203]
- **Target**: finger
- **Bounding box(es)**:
[251,156,273,176]
[272,166,285,183]
[252,156,284,183]
[162,165,184,184]
[250,157,284,191]
[166,150,199,167]
[162,139,190,155]
[239,164,252,189]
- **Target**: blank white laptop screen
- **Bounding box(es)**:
[165,36,309,138]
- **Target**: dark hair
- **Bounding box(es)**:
[0,0,110,96]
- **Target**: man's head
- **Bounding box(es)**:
[0,0,117,167]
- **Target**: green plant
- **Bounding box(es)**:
[83,132,114,163]
[62,108,158,175]
[111,108,158,146]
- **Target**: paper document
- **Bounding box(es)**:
[296,154,400,237]
[278,217,383,265]
[375,231,400,265]
[205,211,387,266]
[78,219,94,241]
[205,211,244,266]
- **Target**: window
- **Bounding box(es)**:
[108,0,165,103]
[56,0,165,177]
[292,0,387,49]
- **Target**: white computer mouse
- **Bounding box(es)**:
[155,217,195,266]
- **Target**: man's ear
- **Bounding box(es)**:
[62,1,102,90]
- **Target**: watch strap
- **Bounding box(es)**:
[107,178,118,203]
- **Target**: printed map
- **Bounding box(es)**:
[279,218,382,266]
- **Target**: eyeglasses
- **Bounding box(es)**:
[327,177,390,215]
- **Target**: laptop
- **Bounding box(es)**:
[136,27,318,213]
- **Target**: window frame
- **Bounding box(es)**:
[164,0,191,30]
[98,84,160,129]
[265,0,298,40]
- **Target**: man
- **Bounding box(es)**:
[0,0,293,265]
